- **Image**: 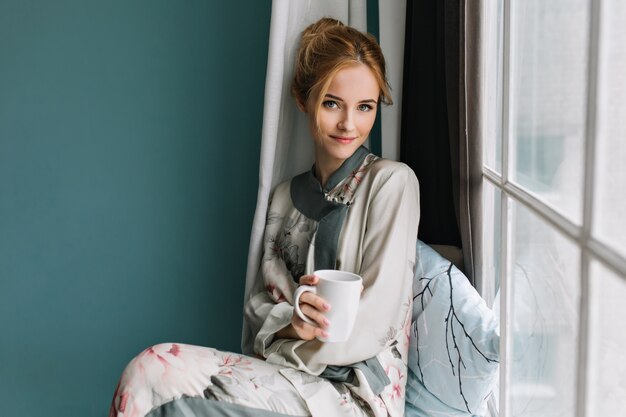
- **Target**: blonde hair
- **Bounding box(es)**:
[291,18,392,124]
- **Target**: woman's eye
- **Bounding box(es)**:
[322,100,338,109]
[357,104,373,112]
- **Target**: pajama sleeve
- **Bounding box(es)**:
[263,162,420,374]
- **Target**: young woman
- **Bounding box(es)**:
[109,18,419,417]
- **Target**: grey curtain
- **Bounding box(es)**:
[400,0,483,286]
[458,0,484,290]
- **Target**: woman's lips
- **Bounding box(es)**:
[330,135,357,144]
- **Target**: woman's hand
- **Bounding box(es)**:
[277,274,331,341]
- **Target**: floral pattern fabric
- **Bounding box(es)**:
[109,343,373,417]
[109,153,420,417]
[246,155,420,416]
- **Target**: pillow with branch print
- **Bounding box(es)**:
[405,240,499,416]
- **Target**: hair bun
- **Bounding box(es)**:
[301,17,344,40]
[291,17,392,111]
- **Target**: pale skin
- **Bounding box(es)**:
[277,63,380,341]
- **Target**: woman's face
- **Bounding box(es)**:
[307,64,380,173]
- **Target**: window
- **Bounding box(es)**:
[482,1,626,415]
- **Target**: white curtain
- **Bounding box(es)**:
[379,0,406,161]
[242,0,406,351]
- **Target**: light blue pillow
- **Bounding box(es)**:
[406,240,499,416]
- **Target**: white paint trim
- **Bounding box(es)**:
[499,0,511,413]
[483,170,626,282]
[577,0,602,414]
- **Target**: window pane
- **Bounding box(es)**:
[587,261,626,415]
[510,0,588,223]
[482,180,502,304]
[593,0,626,257]
[484,0,504,173]
[482,180,502,415]
[508,200,580,416]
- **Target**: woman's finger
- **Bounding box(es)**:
[298,303,330,329]
[291,314,328,340]
[298,274,318,285]
[299,291,330,312]
[290,315,313,340]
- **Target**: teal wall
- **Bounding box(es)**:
[0,1,271,416]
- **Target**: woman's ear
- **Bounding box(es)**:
[296,97,307,113]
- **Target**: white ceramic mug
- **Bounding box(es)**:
[293,269,362,343]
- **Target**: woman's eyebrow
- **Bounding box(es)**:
[324,94,344,102]
[325,93,378,104]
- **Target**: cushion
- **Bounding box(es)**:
[405,240,499,416]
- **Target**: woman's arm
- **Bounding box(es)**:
[332,162,420,357]
[243,181,322,355]
[262,162,420,374]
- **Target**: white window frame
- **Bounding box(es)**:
[482,0,626,415]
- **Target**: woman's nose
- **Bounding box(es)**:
[338,111,355,131]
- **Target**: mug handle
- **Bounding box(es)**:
[293,285,317,325]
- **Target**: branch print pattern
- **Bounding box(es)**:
[413,262,499,414]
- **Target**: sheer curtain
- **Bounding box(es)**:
[379,0,406,161]
[242,0,409,352]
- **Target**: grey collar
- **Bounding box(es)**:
[289,146,371,271]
